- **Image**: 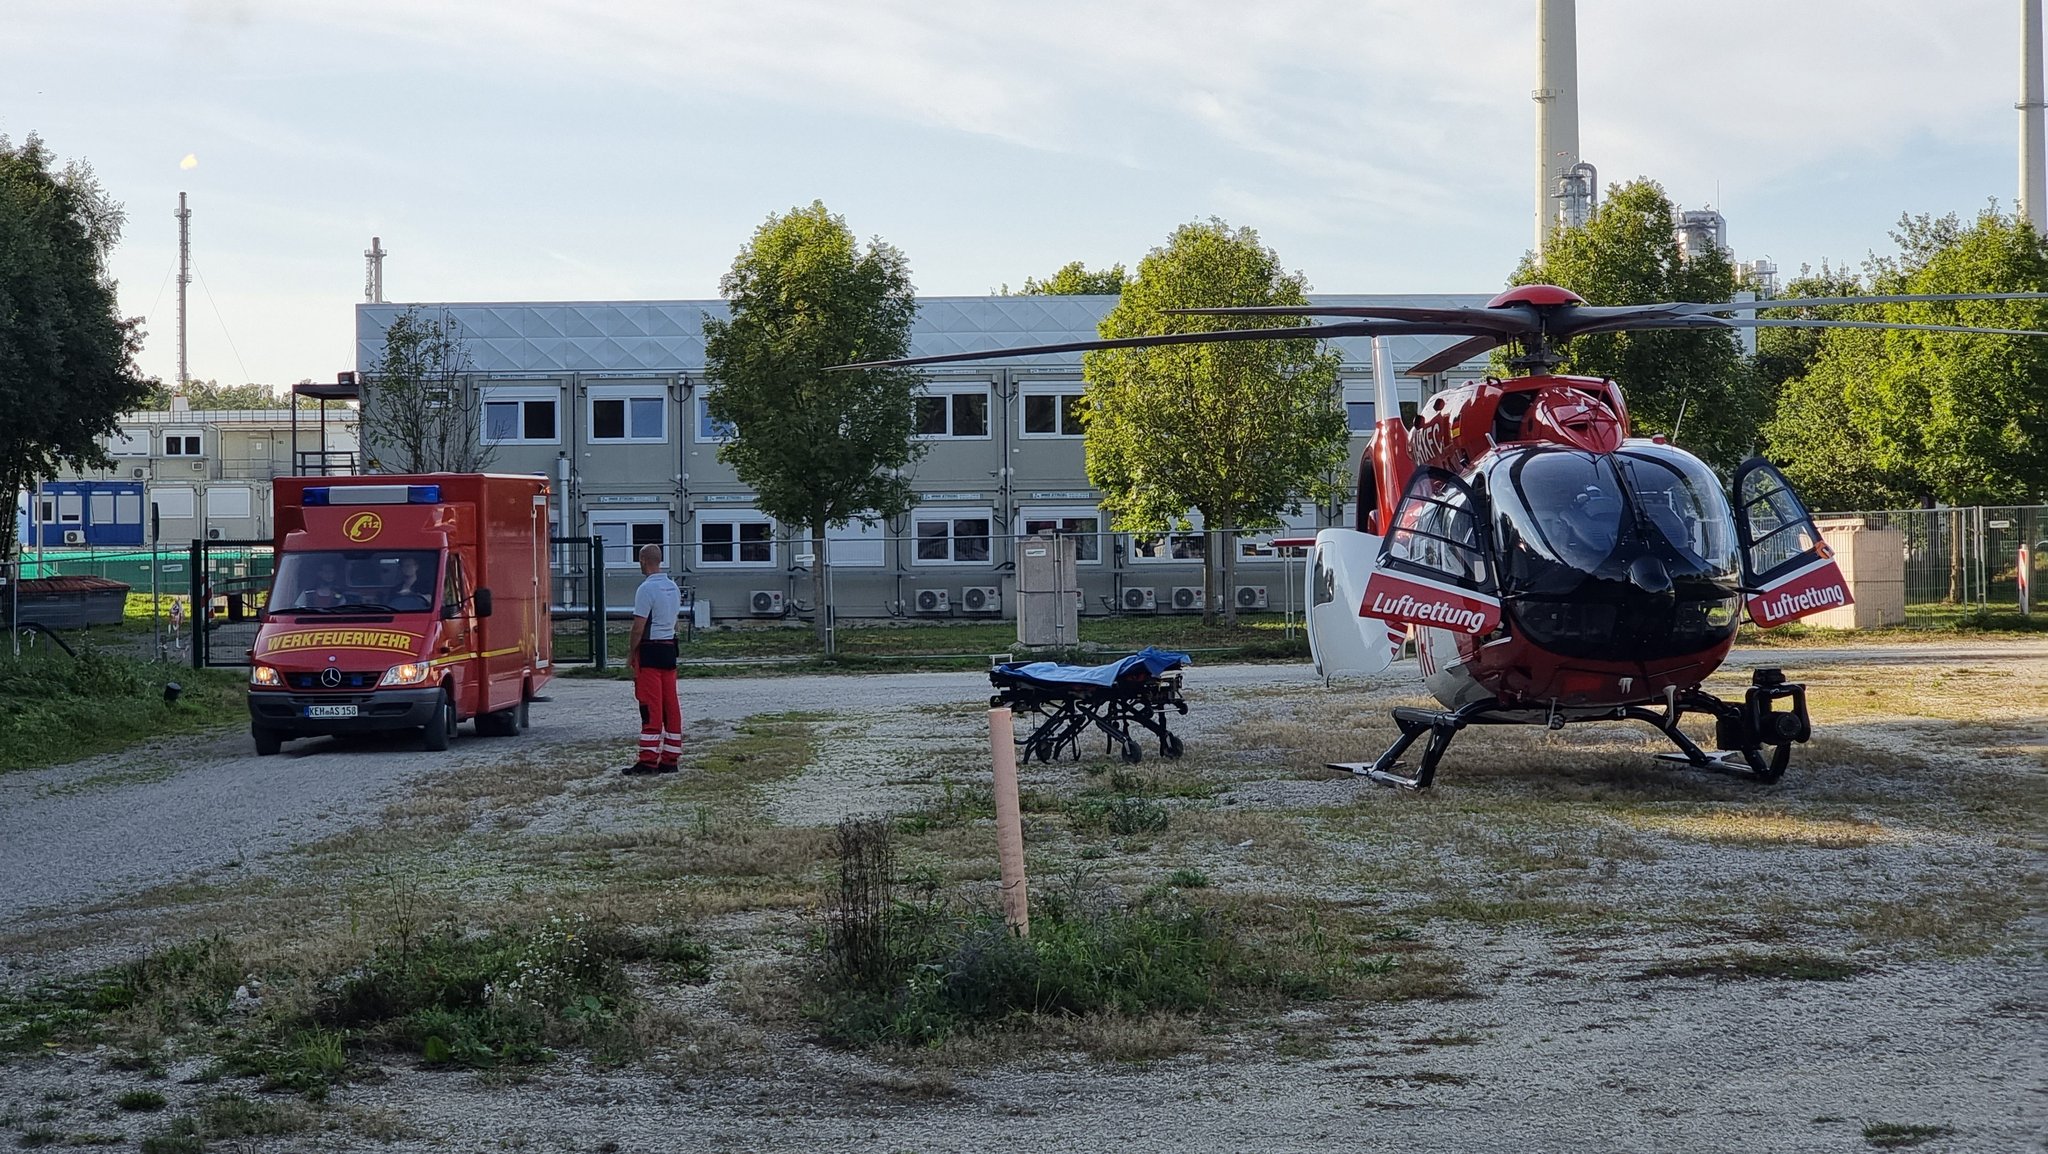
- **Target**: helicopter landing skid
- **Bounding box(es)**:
[1333,669,1810,790]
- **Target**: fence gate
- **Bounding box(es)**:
[550,535,607,669]
[190,538,276,668]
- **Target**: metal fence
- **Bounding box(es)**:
[1814,505,2045,610]
[550,535,606,669]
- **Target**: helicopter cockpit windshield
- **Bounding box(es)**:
[1487,444,1738,596]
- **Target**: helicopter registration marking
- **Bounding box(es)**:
[1746,556,1853,628]
[1358,569,1501,635]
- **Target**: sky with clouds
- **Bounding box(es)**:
[3,0,2027,388]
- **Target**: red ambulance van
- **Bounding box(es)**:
[247,474,553,754]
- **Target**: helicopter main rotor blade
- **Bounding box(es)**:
[832,318,1477,370]
[1612,291,2048,317]
[1567,314,2048,339]
[1166,304,1540,332]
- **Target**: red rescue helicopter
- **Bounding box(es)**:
[845,284,2048,788]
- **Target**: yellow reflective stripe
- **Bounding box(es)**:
[430,646,524,667]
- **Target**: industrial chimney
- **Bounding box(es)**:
[1533,0,1582,253]
[2022,0,2046,232]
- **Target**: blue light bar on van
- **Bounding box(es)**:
[302,485,441,506]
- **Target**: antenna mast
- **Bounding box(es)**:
[176,192,191,391]
[365,236,386,303]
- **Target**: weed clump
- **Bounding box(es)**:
[812,822,1411,1049]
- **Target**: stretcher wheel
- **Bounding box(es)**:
[1120,740,1143,764]
[1161,733,1183,759]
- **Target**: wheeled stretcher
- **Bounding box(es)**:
[989,647,1191,764]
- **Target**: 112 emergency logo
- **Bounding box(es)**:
[344,511,383,542]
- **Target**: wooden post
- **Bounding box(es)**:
[988,707,1029,936]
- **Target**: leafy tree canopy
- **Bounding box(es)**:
[1511,178,1762,470]
[1007,261,1127,296]
[1765,205,2048,507]
[139,379,293,410]
[0,134,153,557]
[702,201,925,646]
[1082,218,1346,622]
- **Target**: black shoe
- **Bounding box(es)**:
[655,761,680,774]
[623,761,661,776]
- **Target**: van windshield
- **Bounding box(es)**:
[272,550,440,613]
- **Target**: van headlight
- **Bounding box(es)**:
[380,662,433,687]
[250,664,281,687]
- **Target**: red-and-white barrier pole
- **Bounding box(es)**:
[987,707,1030,936]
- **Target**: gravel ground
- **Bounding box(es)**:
[1,641,2043,1151]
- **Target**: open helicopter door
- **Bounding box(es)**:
[1358,467,1502,636]
[1731,458,1852,628]
[1298,527,1400,678]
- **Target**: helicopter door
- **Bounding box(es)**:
[1359,467,1502,636]
[1730,458,1853,628]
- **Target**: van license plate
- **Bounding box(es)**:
[306,704,358,719]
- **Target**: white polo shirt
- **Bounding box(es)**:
[633,572,681,641]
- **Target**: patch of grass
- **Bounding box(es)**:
[0,937,242,1057]
[1068,795,1171,835]
[1629,951,1866,982]
[1862,1121,1952,1148]
[1165,868,1210,889]
[897,777,996,834]
[670,712,821,807]
[0,647,247,773]
[17,1127,61,1148]
[1622,809,1899,848]
[114,1090,166,1112]
[1847,882,2033,957]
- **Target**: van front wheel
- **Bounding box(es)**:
[253,727,283,757]
[423,690,454,751]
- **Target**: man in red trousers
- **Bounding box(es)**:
[624,543,682,774]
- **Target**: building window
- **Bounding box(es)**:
[1345,401,1375,434]
[914,386,991,438]
[825,517,887,568]
[57,494,83,524]
[1021,385,1086,438]
[698,513,775,567]
[163,433,202,456]
[591,513,669,569]
[1131,522,1206,563]
[152,487,195,519]
[589,386,667,443]
[913,509,992,564]
[1020,508,1102,563]
[482,387,561,445]
[108,429,148,457]
[697,395,736,443]
[1238,506,1324,558]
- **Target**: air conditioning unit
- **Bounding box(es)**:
[961,586,1001,614]
[1236,585,1270,610]
[190,460,205,471]
[206,528,224,541]
[62,530,86,545]
[749,590,784,616]
[1121,587,1156,612]
[130,468,146,479]
[1170,586,1205,612]
[915,588,951,614]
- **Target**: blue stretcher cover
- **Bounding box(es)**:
[991,646,1191,690]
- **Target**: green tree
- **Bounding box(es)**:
[1082,218,1346,624]
[140,379,287,410]
[1766,207,2048,510]
[0,134,153,559]
[702,201,925,651]
[1008,260,1127,295]
[1512,178,1763,470]
[359,306,493,474]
